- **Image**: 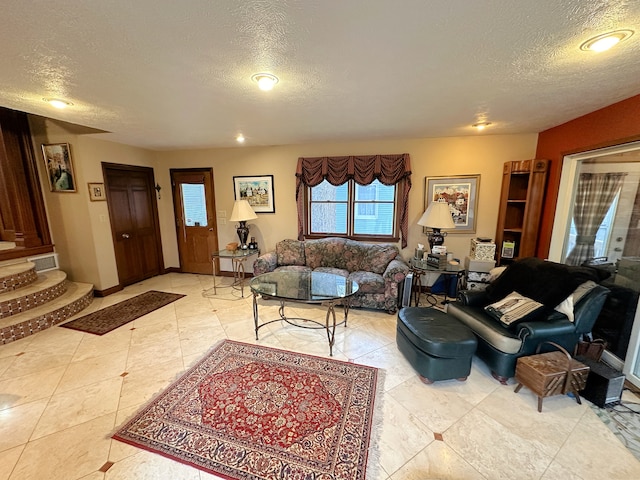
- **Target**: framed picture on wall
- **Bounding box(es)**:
[424,174,480,233]
[42,143,76,192]
[233,175,275,213]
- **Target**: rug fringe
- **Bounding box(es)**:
[366,367,386,479]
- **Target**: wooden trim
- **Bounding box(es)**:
[93,284,123,297]
[0,244,54,262]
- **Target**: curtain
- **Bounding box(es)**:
[295,154,412,247]
[566,172,627,266]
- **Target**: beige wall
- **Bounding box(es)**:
[27,121,538,291]
[156,134,539,267]
[29,117,156,290]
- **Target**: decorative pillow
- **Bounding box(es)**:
[488,266,507,283]
[485,292,544,327]
[359,243,399,275]
[553,280,598,323]
[276,239,306,266]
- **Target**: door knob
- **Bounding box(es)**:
[122,233,130,239]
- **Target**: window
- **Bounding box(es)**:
[307,179,398,240]
[296,153,411,247]
[181,183,208,227]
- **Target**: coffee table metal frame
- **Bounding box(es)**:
[204,248,259,298]
[250,271,359,356]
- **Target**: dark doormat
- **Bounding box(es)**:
[60,290,185,335]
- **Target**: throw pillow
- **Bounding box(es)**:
[276,239,306,266]
[553,280,598,322]
[485,292,544,327]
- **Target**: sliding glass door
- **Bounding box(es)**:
[549,141,640,386]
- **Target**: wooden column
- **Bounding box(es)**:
[0,108,50,248]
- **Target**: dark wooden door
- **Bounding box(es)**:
[171,168,218,274]
[104,163,163,287]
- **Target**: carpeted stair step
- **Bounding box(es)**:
[0,281,94,345]
[0,270,69,319]
[0,261,38,294]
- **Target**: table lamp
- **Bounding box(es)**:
[229,200,258,249]
[417,201,455,251]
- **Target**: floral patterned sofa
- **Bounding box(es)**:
[253,237,409,313]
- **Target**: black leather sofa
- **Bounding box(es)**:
[446,257,610,383]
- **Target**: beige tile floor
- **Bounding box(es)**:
[1,272,639,480]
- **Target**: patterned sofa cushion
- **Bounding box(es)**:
[305,238,348,270]
[348,271,385,294]
[359,243,400,274]
[276,239,306,266]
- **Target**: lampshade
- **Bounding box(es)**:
[229,200,258,222]
[417,201,455,229]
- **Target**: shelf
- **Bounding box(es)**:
[495,159,549,266]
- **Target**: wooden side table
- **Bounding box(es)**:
[514,341,589,412]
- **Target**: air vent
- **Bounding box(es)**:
[26,253,59,272]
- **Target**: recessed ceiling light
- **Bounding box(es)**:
[236,134,245,143]
[472,122,492,131]
[580,30,634,52]
[251,73,279,91]
[43,98,73,109]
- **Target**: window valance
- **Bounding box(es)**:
[295,153,412,247]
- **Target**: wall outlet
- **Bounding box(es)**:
[219,218,227,225]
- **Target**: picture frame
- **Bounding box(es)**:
[424,174,480,234]
[88,182,106,201]
[233,175,275,213]
[42,143,77,192]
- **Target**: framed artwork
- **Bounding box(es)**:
[424,174,480,233]
[88,182,106,201]
[233,175,275,213]
[42,143,76,192]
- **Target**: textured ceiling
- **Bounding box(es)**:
[1,0,640,150]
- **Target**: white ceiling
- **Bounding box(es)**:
[2,1,640,150]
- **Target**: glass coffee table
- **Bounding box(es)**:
[250,271,359,356]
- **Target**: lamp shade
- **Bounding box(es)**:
[417,201,455,229]
[229,200,258,222]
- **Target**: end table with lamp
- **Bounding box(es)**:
[205,199,260,297]
[414,199,460,305]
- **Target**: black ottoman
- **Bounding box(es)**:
[397,307,477,384]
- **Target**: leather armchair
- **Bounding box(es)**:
[447,273,610,383]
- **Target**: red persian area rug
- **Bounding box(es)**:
[113,340,382,480]
[60,290,185,335]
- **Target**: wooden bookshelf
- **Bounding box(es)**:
[494,159,549,265]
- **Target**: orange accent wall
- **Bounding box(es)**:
[535,94,640,259]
